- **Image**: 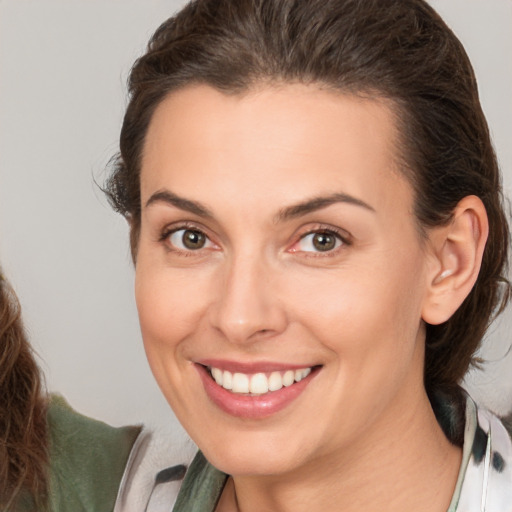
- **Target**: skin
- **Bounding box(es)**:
[136,84,465,511]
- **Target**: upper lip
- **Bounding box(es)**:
[196,359,319,374]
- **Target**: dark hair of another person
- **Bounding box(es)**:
[0,272,48,510]
[105,0,510,393]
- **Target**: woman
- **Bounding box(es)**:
[0,268,145,511]
[0,271,47,509]
[106,0,512,510]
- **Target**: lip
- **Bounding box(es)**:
[195,362,320,419]
[197,359,314,374]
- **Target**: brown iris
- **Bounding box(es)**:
[182,230,206,249]
[312,232,337,251]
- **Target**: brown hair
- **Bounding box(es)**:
[105,0,510,392]
[0,271,48,510]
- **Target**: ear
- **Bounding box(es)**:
[422,195,489,325]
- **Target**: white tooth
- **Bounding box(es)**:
[232,373,250,393]
[302,368,311,379]
[222,370,233,390]
[268,371,283,392]
[250,373,269,394]
[294,369,303,382]
[283,370,294,387]
[211,367,223,385]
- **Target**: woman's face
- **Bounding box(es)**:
[136,84,435,476]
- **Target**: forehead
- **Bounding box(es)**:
[140,83,411,217]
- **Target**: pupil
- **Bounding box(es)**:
[313,232,335,251]
[183,230,205,249]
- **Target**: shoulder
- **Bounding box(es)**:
[115,427,197,512]
[47,394,142,512]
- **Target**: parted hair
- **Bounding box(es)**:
[0,271,48,510]
[105,0,510,392]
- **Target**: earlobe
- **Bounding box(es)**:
[422,195,489,325]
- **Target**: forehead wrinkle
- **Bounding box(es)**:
[274,193,376,223]
[145,189,213,218]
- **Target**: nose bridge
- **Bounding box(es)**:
[211,248,286,343]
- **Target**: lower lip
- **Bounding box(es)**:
[196,364,318,419]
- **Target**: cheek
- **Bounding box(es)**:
[135,264,211,359]
[285,249,427,366]
[134,263,216,411]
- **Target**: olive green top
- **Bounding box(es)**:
[17,394,141,512]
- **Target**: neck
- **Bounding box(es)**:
[217,382,462,512]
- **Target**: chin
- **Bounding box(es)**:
[198,430,311,477]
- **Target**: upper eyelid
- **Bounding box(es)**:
[286,226,353,259]
[300,230,345,243]
[160,225,218,254]
[160,221,211,238]
[158,223,212,247]
[296,225,352,243]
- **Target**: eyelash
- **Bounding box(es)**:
[158,223,351,257]
[290,226,352,257]
[159,222,217,256]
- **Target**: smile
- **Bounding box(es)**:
[209,366,312,395]
[196,362,320,419]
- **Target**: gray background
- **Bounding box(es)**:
[0,0,511,435]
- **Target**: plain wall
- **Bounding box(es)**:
[0,0,511,433]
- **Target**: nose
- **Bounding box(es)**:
[209,253,288,344]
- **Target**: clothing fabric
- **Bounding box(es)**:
[451,397,512,511]
[142,392,512,512]
[16,394,142,512]
[113,427,196,512]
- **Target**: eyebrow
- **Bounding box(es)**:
[275,193,375,222]
[145,189,213,218]
[145,189,374,221]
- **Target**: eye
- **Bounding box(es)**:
[167,228,213,251]
[295,230,344,253]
